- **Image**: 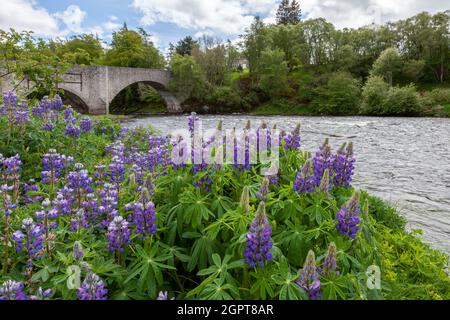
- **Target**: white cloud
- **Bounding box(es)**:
[0,0,59,36]
[302,0,450,29]
[131,0,274,35]
[54,5,87,33]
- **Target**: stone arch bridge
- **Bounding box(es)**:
[1,66,181,114]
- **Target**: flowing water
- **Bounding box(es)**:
[127,115,450,255]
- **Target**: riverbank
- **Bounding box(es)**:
[1,94,449,300]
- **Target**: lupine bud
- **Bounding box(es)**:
[318,169,331,193]
[73,241,84,261]
[323,242,337,273]
[256,178,270,201]
[296,250,321,300]
[240,186,250,213]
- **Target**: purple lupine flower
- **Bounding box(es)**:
[22,179,43,204]
[296,250,321,300]
[336,193,361,239]
[30,287,53,300]
[333,142,355,188]
[256,177,270,201]
[109,156,125,186]
[106,216,131,253]
[42,121,54,131]
[65,121,81,137]
[81,193,99,226]
[3,154,22,183]
[243,202,273,268]
[15,108,29,125]
[157,291,174,300]
[283,124,301,150]
[12,218,44,267]
[0,184,16,217]
[126,188,157,239]
[312,139,333,187]
[80,117,92,133]
[67,164,93,206]
[41,149,70,185]
[93,165,107,186]
[35,198,58,237]
[98,183,119,227]
[73,241,84,261]
[51,95,63,111]
[293,160,315,194]
[77,272,108,300]
[64,107,74,122]
[70,209,89,231]
[188,112,199,136]
[0,280,28,300]
[52,193,72,215]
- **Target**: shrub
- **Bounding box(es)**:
[361,76,390,115]
[209,86,243,112]
[312,72,361,115]
[383,85,422,116]
[428,88,450,106]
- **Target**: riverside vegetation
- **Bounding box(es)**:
[0,91,449,300]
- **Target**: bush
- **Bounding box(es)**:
[208,86,243,112]
[383,85,422,116]
[312,72,361,115]
[428,88,450,106]
[361,76,390,115]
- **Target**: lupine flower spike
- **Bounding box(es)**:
[296,250,321,300]
[243,202,273,268]
[336,193,361,239]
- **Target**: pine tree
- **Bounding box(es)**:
[276,0,301,25]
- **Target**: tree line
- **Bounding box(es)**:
[1,4,450,116]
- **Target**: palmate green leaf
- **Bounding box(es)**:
[187,254,242,298]
[187,234,216,272]
[210,195,234,217]
[125,244,176,296]
[178,190,214,228]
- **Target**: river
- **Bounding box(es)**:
[127,115,450,255]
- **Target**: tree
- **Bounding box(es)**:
[361,76,390,115]
[168,54,208,102]
[370,47,403,85]
[258,48,289,98]
[312,72,361,115]
[0,29,71,96]
[102,26,165,68]
[276,0,301,25]
[55,34,104,65]
[191,36,227,86]
[175,36,198,56]
[243,16,269,77]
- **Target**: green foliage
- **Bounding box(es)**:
[55,34,104,66]
[361,76,390,115]
[168,54,208,102]
[258,49,289,98]
[312,72,361,115]
[0,29,72,96]
[384,85,422,116]
[370,48,403,85]
[101,26,165,68]
[0,99,449,300]
[208,86,245,112]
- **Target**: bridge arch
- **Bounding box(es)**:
[58,87,90,114]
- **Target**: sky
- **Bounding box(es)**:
[1,0,449,52]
